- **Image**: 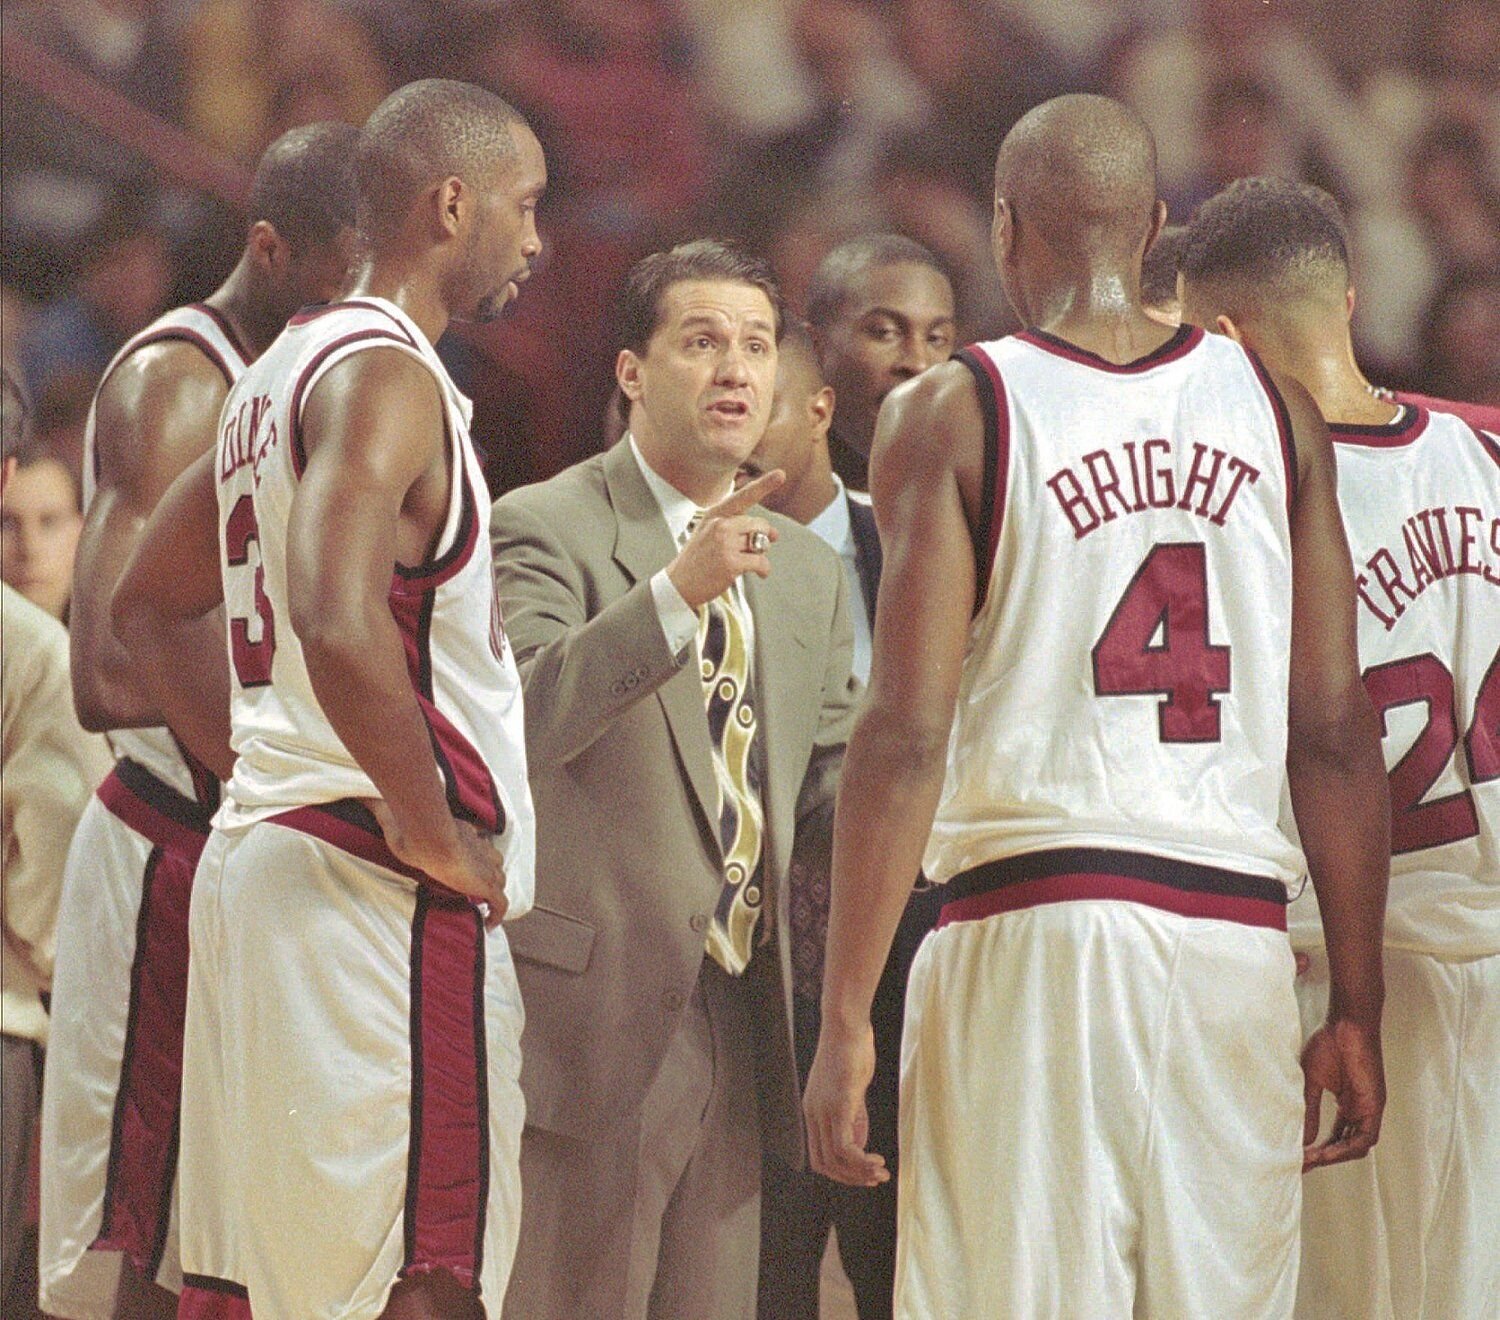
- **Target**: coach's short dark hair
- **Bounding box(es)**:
[250,121,360,254]
[1140,224,1188,308]
[355,79,528,242]
[617,239,784,354]
[806,234,950,329]
[1181,177,1350,291]
[1,364,31,462]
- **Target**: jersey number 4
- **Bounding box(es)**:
[224,493,276,687]
[1092,542,1231,742]
[1363,651,1500,854]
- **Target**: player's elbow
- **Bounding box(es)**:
[1288,679,1384,777]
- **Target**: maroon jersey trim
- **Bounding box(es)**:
[1243,347,1298,512]
[189,302,254,368]
[287,329,413,476]
[1327,404,1431,449]
[1468,424,1500,471]
[937,846,1287,931]
[179,1275,251,1318]
[1015,323,1202,374]
[953,347,1008,616]
[1392,390,1500,436]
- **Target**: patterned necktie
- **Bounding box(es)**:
[695,580,766,975]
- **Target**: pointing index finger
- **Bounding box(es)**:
[709,468,784,521]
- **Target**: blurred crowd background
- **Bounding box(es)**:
[3,0,1498,526]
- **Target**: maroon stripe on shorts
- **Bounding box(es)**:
[401,889,490,1291]
[92,764,209,1277]
[937,847,1287,931]
[179,1274,251,1318]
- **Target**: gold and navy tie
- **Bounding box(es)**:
[696,585,765,974]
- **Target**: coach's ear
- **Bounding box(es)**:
[1215,314,1245,345]
[1346,286,1356,323]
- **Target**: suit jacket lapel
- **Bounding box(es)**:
[602,441,722,845]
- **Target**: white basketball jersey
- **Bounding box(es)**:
[924,326,1304,888]
[213,297,535,916]
[1287,407,1500,958]
[83,303,253,807]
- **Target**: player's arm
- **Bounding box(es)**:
[288,349,507,926]
[804,362,984,1188]
[111,451,234,779]
[1279,372,1390,1171]
[71,344,229,730]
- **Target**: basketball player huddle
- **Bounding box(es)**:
[31,79,1497,1320]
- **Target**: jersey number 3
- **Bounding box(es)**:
[1092,542,1231,742]
[224,493,276,687]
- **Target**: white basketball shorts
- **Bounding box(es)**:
[177,801,525,1320]
[1294,946,1500,1319]
[39,759,212,1318]
[897,847,1304,1320]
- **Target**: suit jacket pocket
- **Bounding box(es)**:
[507,903,597,974]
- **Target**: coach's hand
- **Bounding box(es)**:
[803,1018,889,1188]
[666,469,784,609]
[1300,1016,1384,1171]
[368,800,509,929]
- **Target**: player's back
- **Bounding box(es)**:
[1289,405,1500,957]
[212,296,534,911]
[926,325,1304,895]
[82,302,253,807]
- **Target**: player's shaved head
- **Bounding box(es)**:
[806,235,949,330]
[1179,177,1351,324]
[355,79,529,241]
[249,122,360,254]
[994,94,1158,259]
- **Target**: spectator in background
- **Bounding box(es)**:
[806,235,956,491]
[179,0,390,163]
[0,364,110,1307]
[1,446,83,622]
[1419,270,1500,409]
[1406,122,1500,279]
[16,190,174,426]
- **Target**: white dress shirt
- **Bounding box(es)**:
[629,435,756,667]
[806,476,873,683]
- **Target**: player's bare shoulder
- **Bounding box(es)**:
[298,343,446,473]
[92,340,231,484]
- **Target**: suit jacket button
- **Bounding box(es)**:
[689,913,708,933]
[664,988,685,1013]
[610,681,625,697]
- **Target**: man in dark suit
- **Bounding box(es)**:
[742,323,942,1320]
[806,235,957,494]
[491,240,859,1320]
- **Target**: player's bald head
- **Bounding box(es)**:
[994,95,1158,259]
[1179,177,1351,330]
[355,79,530,241]
[249,121,360,254]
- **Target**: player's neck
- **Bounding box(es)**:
[344,261,450,347]
[209,259,285,360]
[778,456,839,526]
[1276,335,1399,428]
[1028,269,1174,363]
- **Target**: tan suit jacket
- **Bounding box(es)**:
[491,440,857,1166]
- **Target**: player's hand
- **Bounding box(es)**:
[666,469,785,609]
[367,800,509,929]
[1300,1016,1384,1171]
[803,1018,888,1188]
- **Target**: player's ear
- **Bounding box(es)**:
[1145,200,1168,254]
[1345,285,1356,321]
[993,197,1015,263]
[247,220,290,276]
[1215,314,1245,344]
[616,348,644,401]
[431,176,464,238]
[810,385,835,441]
